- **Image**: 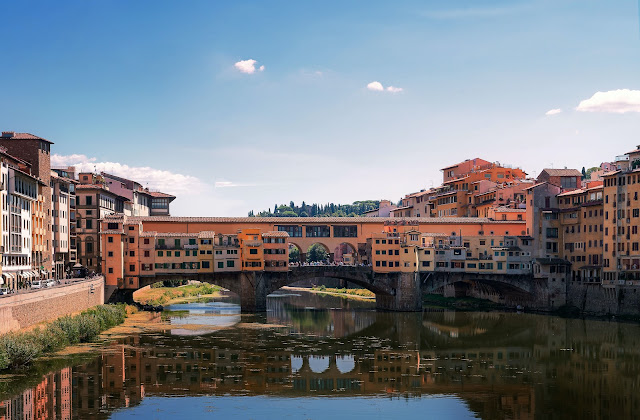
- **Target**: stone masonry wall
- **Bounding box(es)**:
[567,281,640,316]
[0,278,104,335]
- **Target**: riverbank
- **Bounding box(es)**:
[133,283,224,306]
[0,304,128,372]
[284,286,375,301]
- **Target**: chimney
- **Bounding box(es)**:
[1,132,15,138]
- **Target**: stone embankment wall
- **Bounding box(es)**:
[0,277,104,335]
[567,282,640,316]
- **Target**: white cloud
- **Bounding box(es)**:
[367,81,403,93]
[51,154,208,196]
[545,108,562,116]
[214,180,258,188]
[576,89,640,114]
[234,59,265,74]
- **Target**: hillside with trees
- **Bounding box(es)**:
[248,200,379,217]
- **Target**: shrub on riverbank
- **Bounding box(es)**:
[0,304,127,371]
[311,286,375,298]
[136,283,223,305]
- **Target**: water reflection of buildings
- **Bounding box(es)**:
[3,312,640,419]
[0,367,71,420]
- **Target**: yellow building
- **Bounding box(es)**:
[239,228,263,271]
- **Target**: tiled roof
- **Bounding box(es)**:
[540,168,582,177]
[557,188,588,197]
[262,231,290,237]
[0,132,54,144]
[148,191,176,198]
[198,231,216,238]
[123,216,525,224]
[140,231,158,237]
[392,205,414,211]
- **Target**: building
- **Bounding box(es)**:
[0,131,54,277]
[50,170,76,278]
[0,147,40,289]
[363,200,397,217]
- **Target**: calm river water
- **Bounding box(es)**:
[2,290,640,419]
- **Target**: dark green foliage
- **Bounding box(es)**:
[0,304,127,371]
[307,243,328,262]
[249,200,380,217]
[289,246,300,262]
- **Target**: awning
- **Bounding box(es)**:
[31,271,39,278]
[3,273,14,280]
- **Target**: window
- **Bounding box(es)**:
[108,268,113,273]
[129,264,135,272]
[333,225,357,237]
[85,219,93,229]
[174,239,180,248]
[144,251,150,257]
[175,251,180,257]
[85,196,92,206]
[218,262,224,268]
[305,225,330,237]
[86,242,94,254]
[108,237,113,243]
[108,251,113,257]
[128,226,134,231]
[129,237,134,244]
[129,251,135,257]
[546,228,558,238]
[158,251,163,257]
[276,225,302,237]
[144,238,150,244]
[227,260,235,268]
[249,248,258,255]
[202,261,210,268]
[107,222,118,230]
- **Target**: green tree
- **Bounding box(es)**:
[307,244,328,262]
[289,246,300,263]
[281,210,298,217]
[581,167,587,179]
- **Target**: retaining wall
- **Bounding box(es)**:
[0,277,104,335]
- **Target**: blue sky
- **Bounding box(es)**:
[1,0,639,216]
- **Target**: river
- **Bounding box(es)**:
[1,290,639,419]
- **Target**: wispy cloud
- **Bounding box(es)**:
[545,108,562,116]
[51,154,208,195]
[214,180,259,188]
[234,59,265,74]
[576,89,640,114]
[367,81,404,93]
[421,4,531,19]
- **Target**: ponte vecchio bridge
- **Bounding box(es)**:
[101,216,534,312]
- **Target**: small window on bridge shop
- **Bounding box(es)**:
[108,237,113,243]
[202,261,210,269]
[107,222,119,230]
[277,225,302,237]
[189,239,196,245]
[201,239,212,245]
[422,261,430,267]
[333,225,357,237]
[306,225,330,237]
[227,260,235,268]
[218,262,224,268]
[249,248,258,255]
[175,251,180,257]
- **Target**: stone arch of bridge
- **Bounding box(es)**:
[305,242,332,262]
[263,268,394,297]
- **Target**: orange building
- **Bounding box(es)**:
[262,231,289,271]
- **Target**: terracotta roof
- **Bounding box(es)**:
[198,231,216,238]
[148,191,176,198]
[557,189,586,197]
[262,231,290,238]
[0,132,54,144]
[392,205,413,211]
[122,216,525,224]
[140,231,158,237]
[601,170,621,177]
[539,168,582,177]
